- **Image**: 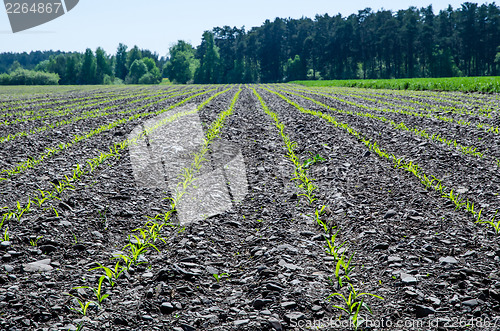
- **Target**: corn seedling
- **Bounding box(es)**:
[66,293,94,316]
[113,231,160,269]
[324,229,346,261]
[29,236,43,247]
[3,227,9,241]
[0,213,5,231]
[144,221,167,244]
[73,275,109,307]
[213,273,230,282]
[71,232,78,245]
[329,283,384,330]
[90,261,126,287]
[314,205,330,233]
[477,210,500,233]
[113,254,133,271]
[303,153,326,168]
[33,190,49,207]
[335,252,355,288]
[51,206,59,218]
[131,227,162,252]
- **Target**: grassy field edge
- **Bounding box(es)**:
[290,76,500,93]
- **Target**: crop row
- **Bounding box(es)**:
[0,87,191,127]
[0,87,206,144]
[0,87,220,184]
[287,84,498,122]
[253,87,383,327]
[0,86,229,228]
[0,87,237,327]
[278,85,500,168]
[0,86,182,120]
[259,87,500,233]
[281,85,500,140]
[0,85,147,112]
[152,87,241,222]
[321,85,500,113]
[273,86,495,165]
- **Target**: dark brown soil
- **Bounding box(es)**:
[0,85,499,331]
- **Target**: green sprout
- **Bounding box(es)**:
[303,153,326,168]
[335,252,355,288]
[213,273,230,282]
[3,227,9,242]
[73,275,109,307]
[324,229,346,261]
[66,293,94,316]
[329,283,384,330]
[29,236,43,247]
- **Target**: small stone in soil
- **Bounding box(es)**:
[0,241,11,250]
[415,305,435,318]
[384,210,397,219]
[160,302,176,314]
[23,259,53,272]
[39,245,57,254]
[284,312,305,322]
[268,318,282,331]
[281,301,297,309]
[428,296,441,306]
[266,283,284,291]
[401,273,417,285]
[373,242,389,250]
[439,256,459,265]
[463,299,479,307]
[179,324,196,331]
[253,298,272,309]
[234,319,250,326]
[114,317,128,326]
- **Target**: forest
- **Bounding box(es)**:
[1,2,500,84]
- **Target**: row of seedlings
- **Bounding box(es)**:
[64,87,241,329]
[261,87,500,234]
[0,87,224,230]
[0,87,218,181]
[273,86,496,166]
[0,87,206,144]
[252,87,384,330]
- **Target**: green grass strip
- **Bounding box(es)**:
[291,76,500,93]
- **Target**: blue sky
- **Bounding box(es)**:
[1,0,477,57]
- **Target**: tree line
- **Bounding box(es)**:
[2,2,500,85]
[169,2,500,83]
[0,46,165,85]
